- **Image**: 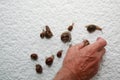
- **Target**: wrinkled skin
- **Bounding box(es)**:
[63,37,107,80]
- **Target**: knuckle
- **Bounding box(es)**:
[87,47,95,54]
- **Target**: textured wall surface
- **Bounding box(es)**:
[0,0,120,80]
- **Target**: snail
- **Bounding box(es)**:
[86,24,102,33]
[61,31,71,43]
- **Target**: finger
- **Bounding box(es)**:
[74,42,85,49]
[96,48,106,60]
[93,37,107,51]
[84,37,107,53]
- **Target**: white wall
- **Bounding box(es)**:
[0,0,120,80]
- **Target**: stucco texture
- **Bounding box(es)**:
[0,0,120,80]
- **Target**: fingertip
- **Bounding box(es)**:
[85,37,107,52]
[96,37,107,47]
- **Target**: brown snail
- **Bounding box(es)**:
[30,53,38,60]
[67,23,74,31]
[86,24,102,33]
[57,50,63,58]
[83,39,90,47]
[61,31,71,43]
[45,55,54,66]
[35,64,43,73]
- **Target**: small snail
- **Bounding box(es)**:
[86,24,102,33]
[40,29,45,38]
[57,50,63,58]
[35,64,43,73]
[45,55,54,66]
[45,26,53,39]
[83,39,90,47]
[30,53,38,60]
[61,31,71,43]
[67,23,74,31]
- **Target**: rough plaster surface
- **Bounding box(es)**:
[0,0,120,80]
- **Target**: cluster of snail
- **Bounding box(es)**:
[30,23,102,74]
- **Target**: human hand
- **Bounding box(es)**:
[62,37,107,80]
